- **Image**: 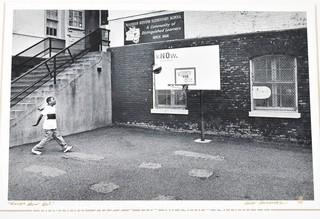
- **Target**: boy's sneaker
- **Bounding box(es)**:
[63,145,73,153]
[31,148,42,155]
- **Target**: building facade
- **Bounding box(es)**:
[12,10,107,55]
[109,11,311,145]
[11,10,311,145]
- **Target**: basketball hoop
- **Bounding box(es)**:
[152,64,162,74]
[182,84,189,92]
[167,84,189,92]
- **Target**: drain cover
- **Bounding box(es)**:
[188,169,213,179]
[139,162,162,169]
[152,195,176,200]
[90,182,120,194]
[62,152,104,161]
[24,165,66,177]
[174,150,224,161]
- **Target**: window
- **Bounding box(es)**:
[250,55,300,118]
[155,90,186,108]
[46,20,57,36]
[46,10,58,37]
[69,10,84,29]
[151,88,188,114]
[46,10,58,20]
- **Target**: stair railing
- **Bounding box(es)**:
[12,37,65,78]
[11,28,110,107]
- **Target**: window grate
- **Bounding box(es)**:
[252,55,297,110]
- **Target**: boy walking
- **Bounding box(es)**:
[31,96,72,155]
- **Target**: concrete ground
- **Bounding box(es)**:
[8,126,314,200]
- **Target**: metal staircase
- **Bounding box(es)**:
[12,37,65,79]
[11,28,110,107]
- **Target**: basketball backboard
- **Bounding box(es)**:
[153,45,220,90]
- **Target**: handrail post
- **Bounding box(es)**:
[49,38,52,58]
[107,29,110,46]
[53,56,56,84]
[67,48,74,62]
[100,29,103,51]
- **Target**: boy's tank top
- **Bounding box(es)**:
[41,105,57,130]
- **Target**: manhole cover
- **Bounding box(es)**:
[24,165,66,177]
[174,150,224,161]
[90,182,119,194]
[188,169,213,179]
[62,152,104,161]
[139,162,162,169]
[152,195,176,200]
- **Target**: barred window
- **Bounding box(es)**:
[251,55,297,111]
[69,10,83,29]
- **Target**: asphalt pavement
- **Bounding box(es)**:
[8,126,314,200]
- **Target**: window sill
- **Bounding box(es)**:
[151,108,189,115]
[249,110,301,118]
[68,27,85,31]
[46,35,60,39]
[46,18,59,22]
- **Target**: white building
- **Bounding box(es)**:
[12,10,107,55]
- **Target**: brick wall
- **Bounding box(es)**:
[110,28,311,145]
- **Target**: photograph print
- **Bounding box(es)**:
[7,9,314,201]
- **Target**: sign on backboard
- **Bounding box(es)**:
[154,45,220,90]
[175,68,196,85]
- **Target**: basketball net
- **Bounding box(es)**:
[168,84,189,92]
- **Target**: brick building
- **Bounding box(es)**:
[9,10,311,146]
[108,11,311,145]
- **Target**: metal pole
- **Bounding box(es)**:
[200,90,205,141]
[49,38,52,58]
[100,29,103,51]
[53,56,56,84]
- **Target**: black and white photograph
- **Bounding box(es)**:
[0,0,320,217]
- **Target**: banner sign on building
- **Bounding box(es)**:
[124,12,184,45]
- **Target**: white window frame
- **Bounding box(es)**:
[249,55,300,119]
[151,75,188,115]
[68,10,85,30]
